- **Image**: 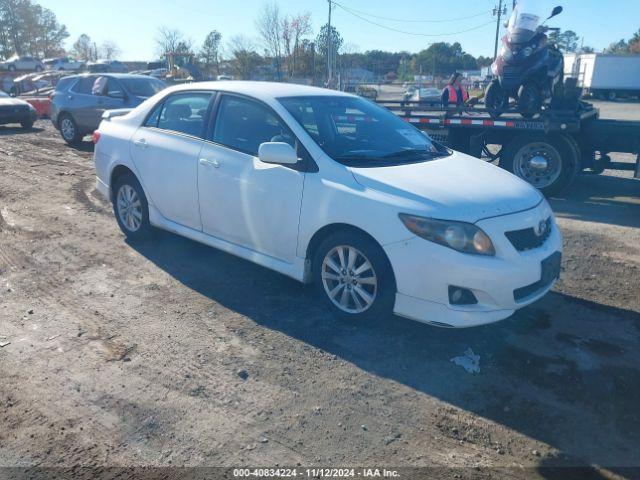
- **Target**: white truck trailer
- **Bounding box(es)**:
[571,53,640,100]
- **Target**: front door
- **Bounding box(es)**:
[197,94,305,263]
[130,91,214,230]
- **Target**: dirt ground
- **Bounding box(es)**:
[0,115,639,479]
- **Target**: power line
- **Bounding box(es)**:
[330,3,493,24]
[333,3,494,37]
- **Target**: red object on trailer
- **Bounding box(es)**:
[23,97,51,118]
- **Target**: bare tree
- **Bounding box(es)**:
[255,1,283,79]
[288,12,312,77]
[228,35,262,80]
[72,34,96,62]
[99,40,121,60]
[155,26,193,56]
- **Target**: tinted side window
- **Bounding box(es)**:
[155,93,212,137]
[71,76,96,94]
[106,78,125,98]
[144,102,163,128]
[212,95,294,156]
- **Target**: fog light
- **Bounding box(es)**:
[448,286,478,305]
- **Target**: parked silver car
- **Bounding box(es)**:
[44,57,85,71]
[0,55,44,72]
[50,73,166,144]
[86,60,128,73]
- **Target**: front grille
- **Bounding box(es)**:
[505,217,552,251]
[502,66,521,81]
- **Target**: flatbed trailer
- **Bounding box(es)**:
[376,100,640,195]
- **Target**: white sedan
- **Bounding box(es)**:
[93,82,562,328]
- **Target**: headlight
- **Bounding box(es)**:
[399,214,495,256]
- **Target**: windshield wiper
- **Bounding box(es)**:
[380,149,445,159]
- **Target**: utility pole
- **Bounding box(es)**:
[493,0,508,60]
[327,0,333,86]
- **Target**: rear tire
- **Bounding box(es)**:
[112,173,153,241]
[20,120,34,130]
[58,114,82,145]
[517,84,542,118]
[500,133,579,196]
[313,230,395,322]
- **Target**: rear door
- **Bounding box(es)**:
[130,91,214,230]
[67,75,97,129]
[89,77,126,125]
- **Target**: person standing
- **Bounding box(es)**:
[441,72,469,106]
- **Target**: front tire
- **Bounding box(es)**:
[485,80,508,118]
[313,231,395,322]
[21,120,34,130]
[58,114,82,145]
[113,174,153,240]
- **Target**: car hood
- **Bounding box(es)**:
[349,151,543,223]
[0,97,29,107]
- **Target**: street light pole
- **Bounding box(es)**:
[493,0,506,60]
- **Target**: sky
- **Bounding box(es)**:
[38,0,640,61]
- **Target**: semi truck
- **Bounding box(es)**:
[567,53,640,101]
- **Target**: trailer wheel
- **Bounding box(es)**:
[500,134,579,196]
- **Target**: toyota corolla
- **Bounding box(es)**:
[93,82,562,327]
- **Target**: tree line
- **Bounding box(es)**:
[2,0,639,82]
[0,0,68,59]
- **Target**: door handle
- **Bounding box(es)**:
[199,158,219,168]
[133,138,148,149]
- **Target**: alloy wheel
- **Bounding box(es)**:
[321,245,378,314]
[116,184,143,232]
[60,118,75,141]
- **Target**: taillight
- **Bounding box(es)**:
[92,131,101,144]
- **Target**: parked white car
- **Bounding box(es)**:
[93,82,562,327]
[0,55,44,72]
[43,57,84,71]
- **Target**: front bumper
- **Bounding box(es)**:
[385,202,562,328]
[0,108,37,125]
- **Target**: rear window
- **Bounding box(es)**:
[70,76,96,94]
[120,78,166,97]
[55,77,79,92]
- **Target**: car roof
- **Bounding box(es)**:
[165,81,354,102]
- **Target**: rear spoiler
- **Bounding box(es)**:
[102,108,133,120]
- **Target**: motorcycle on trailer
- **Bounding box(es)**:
[485,1,565,118]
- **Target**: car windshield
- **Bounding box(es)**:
[279,95,448,166]
[120,77,166,97]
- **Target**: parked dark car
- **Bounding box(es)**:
[86,60,128,73]
[50,73,166,144]
[0,91,37,129]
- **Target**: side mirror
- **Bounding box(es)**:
[258,142,298,165]
[548,6,563,19]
